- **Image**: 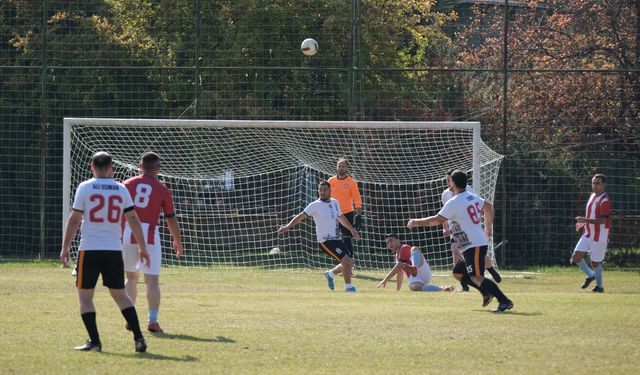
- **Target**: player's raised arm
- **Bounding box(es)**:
[407,215,447,229]
[277,211,308,234]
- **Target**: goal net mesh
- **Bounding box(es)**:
[66,120,503,271]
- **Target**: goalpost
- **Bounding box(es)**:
[63,118,503,270]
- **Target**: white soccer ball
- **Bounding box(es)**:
[300,38,318,56]
[269,247,281,254]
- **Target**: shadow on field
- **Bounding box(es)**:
[150,333,236,343]
[474,310,543,316]
[103,352,198,362]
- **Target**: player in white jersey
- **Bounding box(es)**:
[570,174,611,293]
[407,170,513,312]
[60,152,150,353]
[441,170,501,291]
[277,180,361,292]
[377,233,454,292]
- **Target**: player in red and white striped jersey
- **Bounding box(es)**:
[122,152,184,333]
[571,174,611,293]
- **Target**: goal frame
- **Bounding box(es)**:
[62,118,482,244]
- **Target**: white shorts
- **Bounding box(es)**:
[574,236,608,263]
[408,262,433,286]
[122,223,162,275]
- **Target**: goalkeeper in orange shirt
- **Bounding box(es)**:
[326,157,363,285]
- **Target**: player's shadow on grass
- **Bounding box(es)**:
[150,332,236,343]
[103,352,198,362]
[474,310,543,316]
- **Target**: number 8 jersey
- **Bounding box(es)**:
[122,174,175,245]
[72,177,135,251]
[438,191,488,251]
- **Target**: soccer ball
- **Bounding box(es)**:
[300,38,318,56]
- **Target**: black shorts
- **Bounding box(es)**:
[319,240,353,261]
[452,257,467,275]
[75,250,125,289]
[339,211,355,237]
[461,246,488,278]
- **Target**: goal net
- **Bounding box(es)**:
[63,119,503,271]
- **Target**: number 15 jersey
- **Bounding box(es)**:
[438,191,488,252]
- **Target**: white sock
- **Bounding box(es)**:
[326,271,335,279]
[345,283,354,289]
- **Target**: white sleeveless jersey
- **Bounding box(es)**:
[72,177,134,251]
[438,191,487,251]
[303,198,343,242]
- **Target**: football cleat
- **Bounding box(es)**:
[135,337,147,353]
[148,321,164,333]
[482,293,494,307]
[592,286,604,293]
[345,286,357,293]
[492,300,514,313]
[75,339,102,352]
[581,276,596,289]
[324,271,335,291]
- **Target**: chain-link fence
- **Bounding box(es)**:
[1,0,638,268]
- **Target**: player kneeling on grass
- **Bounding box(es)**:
[377,233,454,292]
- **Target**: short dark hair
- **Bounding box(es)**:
[446,169,455,176]
[319,180,330,189]
[451,170,468,189]
[384,233,399,240]
[92,152,112,169]
[141,152,161,169]
[594,173,606,183]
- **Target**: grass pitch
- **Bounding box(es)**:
[1,263,639,374]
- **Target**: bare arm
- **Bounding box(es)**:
[166,216,184,257]
[338,214,361,240]
[483,201,494,238]
[277,212,308,234]
[60,210,83,266]
[378,263,403,289]
[124,210,150,267]
[407,215,447,229]
[575,216,608,225]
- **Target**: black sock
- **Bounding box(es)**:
[487,267,502,283]
[480,279,509,303]
[461,274,481,292]
[121,306,143,340]
[81,312,100,344]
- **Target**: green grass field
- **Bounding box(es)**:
[1,263,639,374]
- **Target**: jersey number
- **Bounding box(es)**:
[466,202,483,224]
[88,194,123,223]
[134,183,153,208]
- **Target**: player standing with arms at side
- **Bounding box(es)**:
[327,157,363,285]
[60,152,150,352]
[277,181,361,292]
[570,174,611,293]
[408,170,513,312]
[122,152,184,333]
[441,170,501,291]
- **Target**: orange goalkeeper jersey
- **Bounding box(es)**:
[328,176,362,215]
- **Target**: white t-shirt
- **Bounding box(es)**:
[303,198,343,243]
[438,191,488,251]
[72,177,134,251]
[441,185,478,205]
